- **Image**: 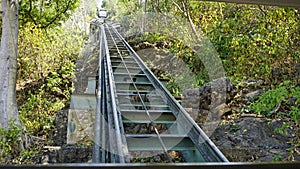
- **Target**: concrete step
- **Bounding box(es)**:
[70,94,96,110]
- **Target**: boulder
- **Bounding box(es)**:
[183,77,236,111]
[210,117,298,162]
[182,77,236,125]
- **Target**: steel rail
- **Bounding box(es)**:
[106,25,174,163]
[102,24,126,163]
[104,24,130,162]
[104,46,117,163]
[112,25,229,162]
[100,61,107,163]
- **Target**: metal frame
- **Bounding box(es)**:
[90,22,229,163]
[201,0,300,8]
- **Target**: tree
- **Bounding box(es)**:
[19,0,80,29]
[0,0,19,129]
[0,0,80,129]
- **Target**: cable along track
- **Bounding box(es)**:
[91,23,228,163]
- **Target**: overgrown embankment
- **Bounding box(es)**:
[124,5,300,161]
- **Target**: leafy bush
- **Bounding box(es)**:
[17,23,82,136]
[248,82,299,159]
[128,33,210,89]
[200,5,300,82]
[122,2,300,85]
[0,121,22,163]
[19,88,66,135]
[249,86,288,116]
[0,121,44,164]
[249,82,300,117]
[18,22,82,83]
[289,106,300,124]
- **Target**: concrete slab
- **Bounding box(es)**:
[70,94,96,110]
[67,109,95,144]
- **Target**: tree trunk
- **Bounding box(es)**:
[171,0,199,40]
[0,0,19,129]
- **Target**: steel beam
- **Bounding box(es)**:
[201,0,300,8]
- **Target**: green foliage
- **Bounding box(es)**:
[17,22,82,136]
[273,155,283,162]
[226,124,241,132]
[274,122,290,135]
[0,121,44,164]
[118,1,300,86]
[289,106,300,124]
[249,81,300,154]
[249,86,288,116]
[250,83,300,160]
[18,23,81,82]
[19,60,74,136]
[19,149,40,164]
[0,120,22,163]
[197,4,300,82]
[19,88,65,135]
[249,82,300,117]
[167,78,181,97]
[128,33,210,88]
[19,0,80,28]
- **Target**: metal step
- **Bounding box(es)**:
[122,112,176,123]
[114,75,149,83]
[126,134,205,162]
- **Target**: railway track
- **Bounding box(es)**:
[85,22,228,163]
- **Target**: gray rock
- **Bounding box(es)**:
[183,77,236,111]
[242,79,264,89]
[210,117,298,162]
[243,89,264,100]
[51,109,68,145]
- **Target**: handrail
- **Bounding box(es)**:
[202,0,300,8]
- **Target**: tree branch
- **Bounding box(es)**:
[270,100,282,116]
[40,0,72,29]
[171,0,184,13]
[258,5,267,16]
[27,0,38,26]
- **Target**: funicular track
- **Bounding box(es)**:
[91,22,228,163]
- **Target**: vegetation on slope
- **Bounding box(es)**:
[113,0,300,161]
[0,0,95,163]
[0,0,299,163]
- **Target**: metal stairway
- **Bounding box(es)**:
[89,23,228,163]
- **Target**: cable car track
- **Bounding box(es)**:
[89,22,228,163]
